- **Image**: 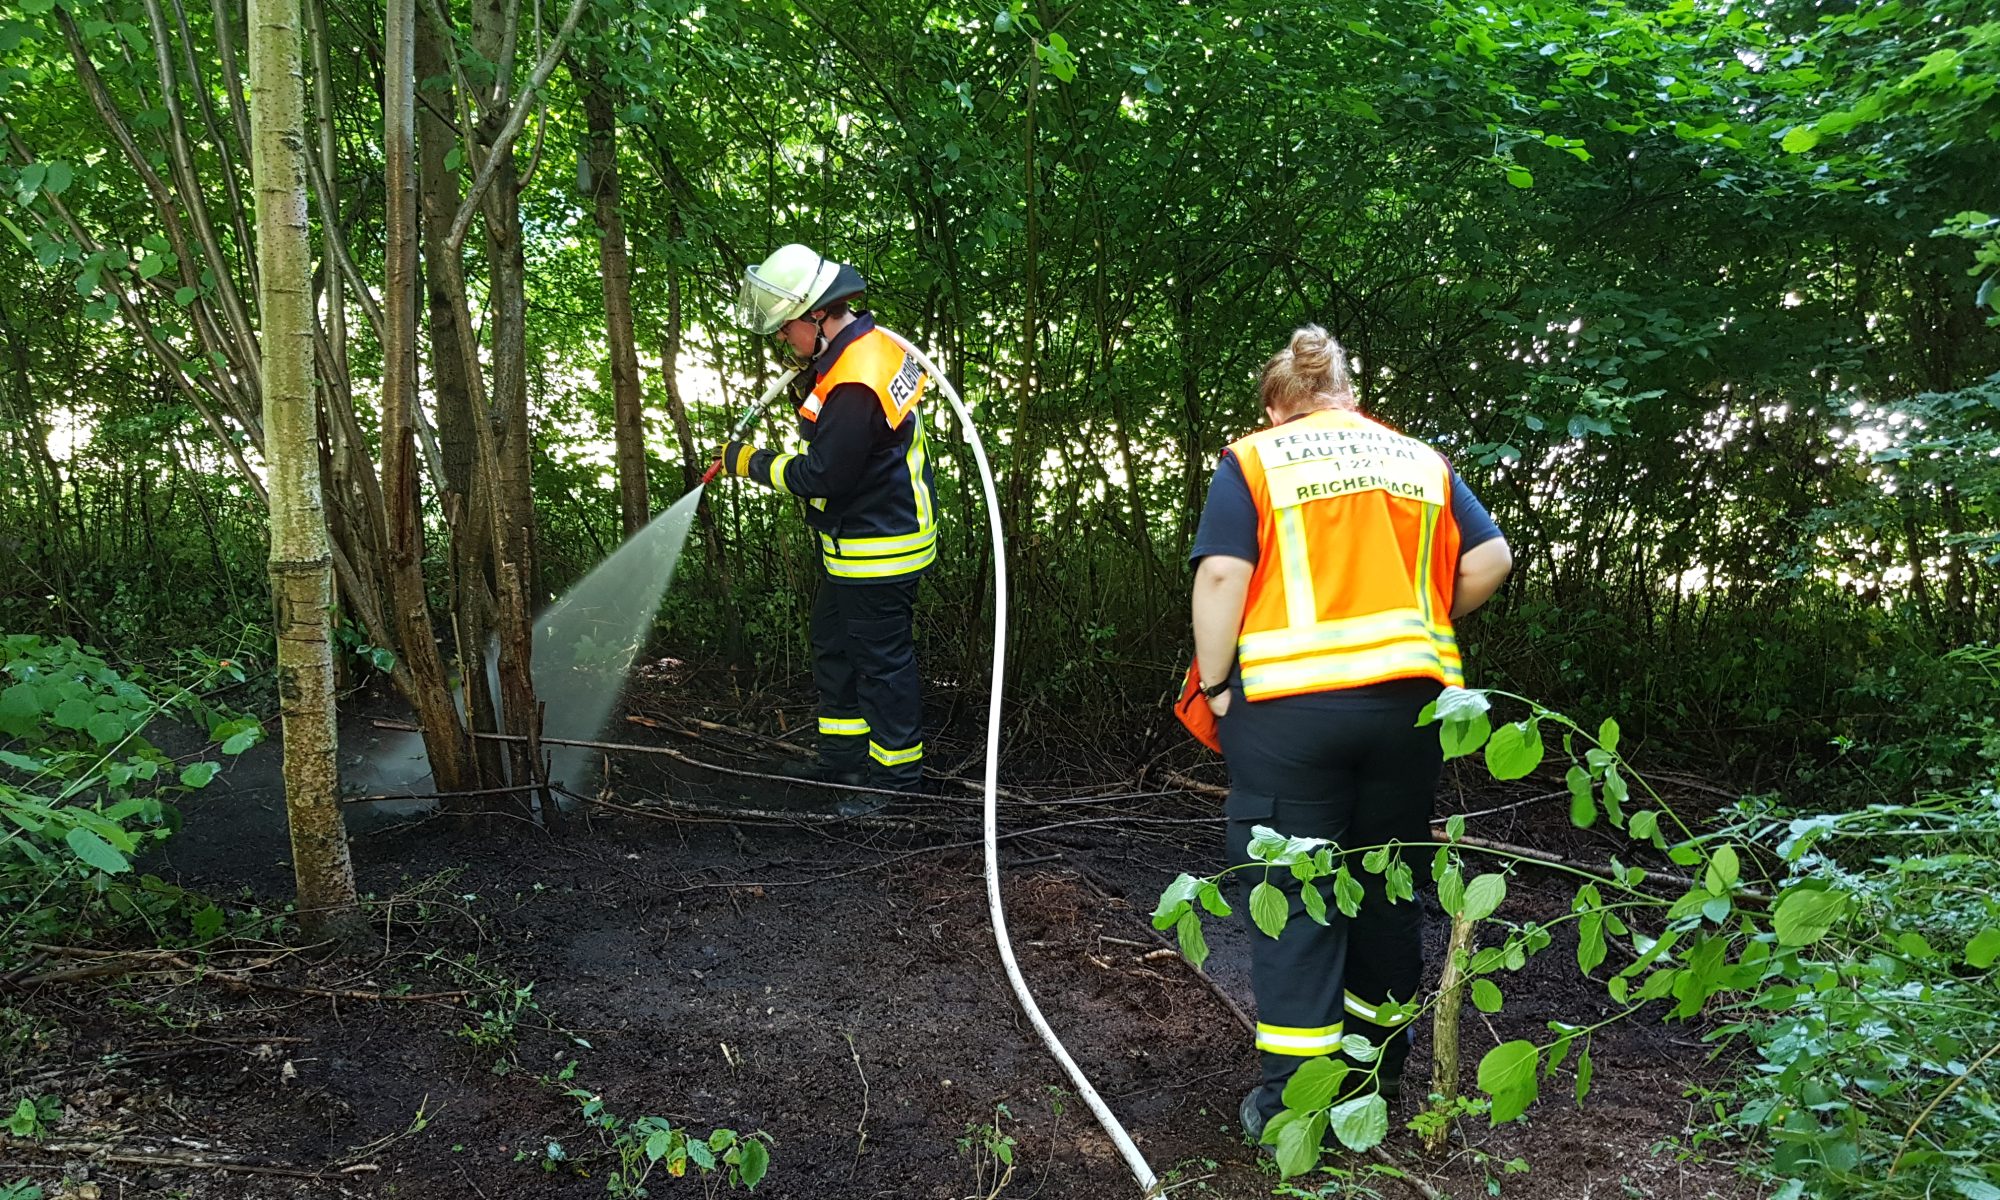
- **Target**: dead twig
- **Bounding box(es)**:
[0,1133,376,1181]
[342,783,544,806]
[843,1032,870,1175]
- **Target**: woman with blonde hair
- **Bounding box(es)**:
[1187,324,1513,1141]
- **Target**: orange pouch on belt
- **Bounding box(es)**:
[1175,661,1223,753]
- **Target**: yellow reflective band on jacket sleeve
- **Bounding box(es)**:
[1254,1021,1345,1056]
[868,740,923,767]
[818,716,870,736]
[1344,991,1414,1026]
[766,453,798,495]
[733,444,755,477]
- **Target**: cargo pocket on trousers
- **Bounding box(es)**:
[1224,789,1276,870]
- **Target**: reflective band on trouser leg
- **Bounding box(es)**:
[868,740,923,768]
[818,716,870,736]
[1255,1021,1344,1056]
[1343,991,1413,1026]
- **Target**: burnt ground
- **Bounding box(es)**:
[2,687,1757,1200]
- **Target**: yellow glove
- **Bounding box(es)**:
[719,441,759,478]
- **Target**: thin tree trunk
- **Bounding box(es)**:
[581,68,649,537]
[383,0,474,795]
[417,13,503,790]
[249,0,362,940]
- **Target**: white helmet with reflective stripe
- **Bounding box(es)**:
[734,244,845,334]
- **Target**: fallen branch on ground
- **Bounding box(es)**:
[0,1133,376,1181]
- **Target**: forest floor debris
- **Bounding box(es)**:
[0,697,1752,1199]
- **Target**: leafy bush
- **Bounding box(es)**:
[1156,685,2000,1195]
[0,634,262,948]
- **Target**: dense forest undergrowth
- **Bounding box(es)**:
[4,0,2000,1195]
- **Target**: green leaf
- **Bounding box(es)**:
[191,902,225,940]
[222,727,260,755]
[52,696,94,730]
[736,1138,768,1188]
[1772,887,1846,947]
[1445,813,1465,842]
[1476,1040,1539,1123]
[0,749,46,772]
[368,646,397,673]
[1781,126,1820,153]
[1175,909,1209,970]
[1196,879,1231,917]
[1601,766,1628,821]
[1431,686,1491,725]
[1485,720,1544,780]
[1566,765,1596,828]
[1249,881,1288,939]
[444,145,465,172]
[1,681,41,718]
[1437,863,1465,915]
[174,285,198,306]
[1280,1055,1346,1110]
[1300,879,1328,925]
[1577,910,1605,973]
[1152,873,1200,929]
[65,826,131,874]
[1462,873,1507,921]
[1245,825,1289,862]
[1965,928,2000,970]
[1628,810,1658,842]
[1273,1109,1325,1178]
[1333,865,1363,917]
[1471,978,1503,1013]
[687,1137,715,1169]
[179,761,220,788]
[1596,717,1619,753]
[1505,165,1534,188]
[1705,845,1740,895]
[1574,1045,1593,1103]
[86,710,126,746]
[1440,711,1491,759]
[1326,1092,1389,1151]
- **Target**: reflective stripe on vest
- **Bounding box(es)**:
[1230,409,1463,701]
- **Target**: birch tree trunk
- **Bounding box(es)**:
[249,0,362,938]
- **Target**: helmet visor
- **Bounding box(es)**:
[733,268,809,334]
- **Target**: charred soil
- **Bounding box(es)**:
[2,698,1753,1200]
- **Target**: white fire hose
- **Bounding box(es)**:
[879,329,1162,1197]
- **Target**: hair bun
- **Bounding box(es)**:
[1290,324,1335,375]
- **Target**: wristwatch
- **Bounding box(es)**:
[1199,677,1231,699]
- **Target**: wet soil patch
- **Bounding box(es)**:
[4,710,1751,1199]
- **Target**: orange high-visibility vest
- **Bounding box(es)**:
[1228,408,1463,701]
[798,327,928,428]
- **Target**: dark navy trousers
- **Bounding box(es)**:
[1219,678,1443,1120]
